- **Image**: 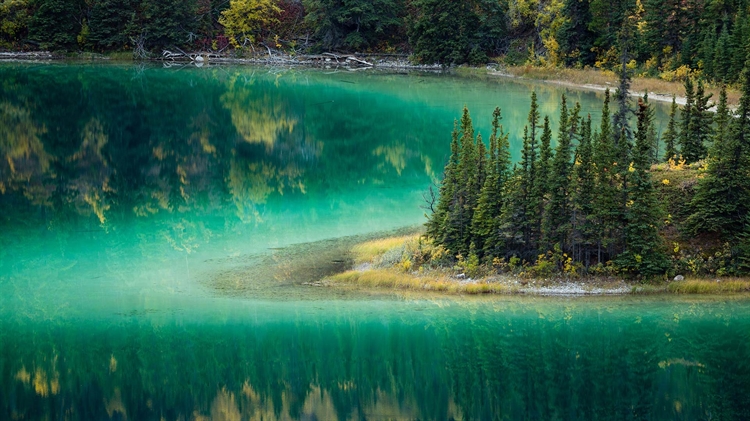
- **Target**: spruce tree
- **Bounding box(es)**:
[713,85,730,152]
[571,115,596,264]
[688,62,750,239]
[679,77,696,162]
[714,23,732,83]
[473,108,510,258]
[617,98,669,276]
[662,96,679,162]
[543,95,575,252]
[688,79,713,162]
[449,106,479,256]
[426,120,461,244]
[534,115,553,245]
[592,89,622,262]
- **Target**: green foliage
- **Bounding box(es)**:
[303,0,404,51]
[88,0,136,50]
[688,62,750,240]
[28,0,83,50]
[408,0,504,65]
[662,96,679,162]
[543,95,575,250]
[556,0,596,66]
[616,98,669,276]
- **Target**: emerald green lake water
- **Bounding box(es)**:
[1,63,749,420]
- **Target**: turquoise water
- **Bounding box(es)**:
[2,63,747,420]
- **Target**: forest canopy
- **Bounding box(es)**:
[2,0,750,82]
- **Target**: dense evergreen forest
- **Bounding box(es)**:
[426,59,750,278]
[2,0,750,83]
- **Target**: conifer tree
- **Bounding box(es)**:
[662,96,679,162]
[426,121,461,243]
[473,107,510,258]
[714,23,732,83]
[533,116,553,244]
[688,62,750,239]
[679,77,696,162]
[687,79,713,162]
[592,89,621,262]
[617,98,669,276]
[500,125,536,258]
[449,106,479,255]
[571,115,596,264]
[525,92,544,247]
[543,95,575,252]
[713,85,730,152]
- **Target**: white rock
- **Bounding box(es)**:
[674,275,685,281]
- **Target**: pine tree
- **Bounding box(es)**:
[533,115,553,245]
[662,95,679,162]
[686,79,713,162]
[426,121,461,244]
[617,98,669,276]
[543,95,575,252]
[688,62,750,239]
[643,92,659,164]
[449,106,479,256]
[592,89,622,262]
[714,23,732,83]
[571,114,596,264]
[472,107,510,258]
[679,77,696,162]
[713,85,730,152]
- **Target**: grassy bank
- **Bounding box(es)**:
[454,65,740,107]
[325,234,750,296]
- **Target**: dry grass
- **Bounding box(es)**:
[328,269,518,295]
[351,235,419,264]
[667,279,750,294]
[500,65,741,106]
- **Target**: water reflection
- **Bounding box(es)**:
[2,299,750,420]
[0,64,443,235]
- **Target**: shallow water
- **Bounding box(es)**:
[2,63,743,420]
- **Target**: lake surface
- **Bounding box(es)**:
[1,62,748,420]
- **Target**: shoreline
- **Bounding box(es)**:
[1,50,726,106]
[318,234,750,297]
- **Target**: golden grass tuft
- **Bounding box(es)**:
[668,279,750,294]
[328,269,517,295]
[351,235,419,264]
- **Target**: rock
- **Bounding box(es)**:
[456,273,466,279]
[674,275,685,281]
[194,55,204,62]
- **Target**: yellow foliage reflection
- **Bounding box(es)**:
[0,101,52,202]
[221,76,297,148]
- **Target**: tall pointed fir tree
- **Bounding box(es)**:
[687,79,713,162]
[688,62,750,240]
[472,107,511,258]
[679,77,697,162]
[593,89,622,262]
[426,120,461,244]
[526,92,545,248]
[617,98,669,276]
[662,95,679,162]
[534,116,553,244]
[571,115,596,264]
[448,106,480,256]
[543,95,576,253]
